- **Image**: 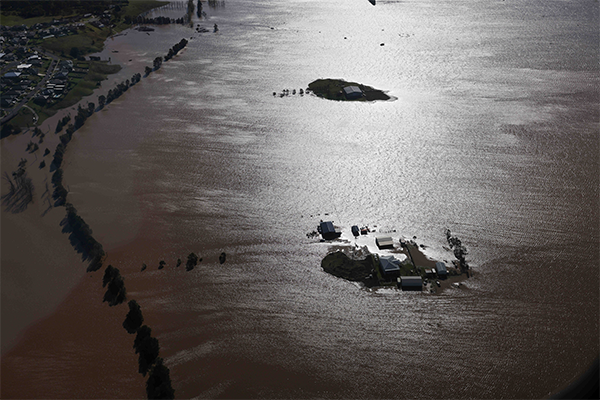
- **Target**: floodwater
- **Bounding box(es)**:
[6,0,600,398]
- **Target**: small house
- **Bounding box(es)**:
[398,276,423,291]
[435,261,447,279]
[375,236,394,250]
[379,255,401,280]
[343,86,363,100]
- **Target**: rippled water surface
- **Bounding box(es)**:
[63,0,598,398]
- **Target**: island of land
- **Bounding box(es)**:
[307,78,391,101]
[320,228,471,293]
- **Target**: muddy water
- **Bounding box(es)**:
[3,0,598,398]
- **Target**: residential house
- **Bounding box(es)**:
[379,255,401,280]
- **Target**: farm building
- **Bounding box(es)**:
[398,276,423,291]
[343,86,363,100]
[375,236,394,249]
[435,261,448,278]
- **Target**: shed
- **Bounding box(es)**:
[318,221,341,240]
[379,255,401,280]
[343,86,363,100]
[398,276,423,291]
[435,261,447,278]
[375,236,394,250]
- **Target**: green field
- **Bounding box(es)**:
[10,107,37,128]
[0,14,74,27]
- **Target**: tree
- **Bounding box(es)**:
[186,252,199,271]
[153,56,162,71]
[123,300,144,334]
[102,265,126,306]
[136,333,160,376]
[103,274,126,306]
[98,95,106,109]
[145,66,152,76]
[87,102,95,116]
[158,260,165,270]
[146,357,175,399]
[134,325,152,351]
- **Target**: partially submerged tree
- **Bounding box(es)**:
[123,300,144,334]
[146,357,175,399]
[135,329,160,376]
[186,252,199,271]
[102,265,126,306]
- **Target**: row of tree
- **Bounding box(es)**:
[99,72,143,107]
[164,39,189,62]
[120,294,175,397]
[125,15,188,25]
[445,229,469,272]
[146,38,189,76]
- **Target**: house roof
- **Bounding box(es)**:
[343,86,362,96]
[3,71,21,78]
[376,236,394,247]
[319,221,337,234]
[399,276,422,286]
[379,255,401,273]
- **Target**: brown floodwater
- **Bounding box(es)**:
[2,0,598,398]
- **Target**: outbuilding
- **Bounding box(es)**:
[435,261,448,279]
[375,236,394,250]
[398,276,423,291]
[318,221,342,240]
[343,85,363,100]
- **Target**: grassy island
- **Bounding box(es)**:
[308,79,390,102]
